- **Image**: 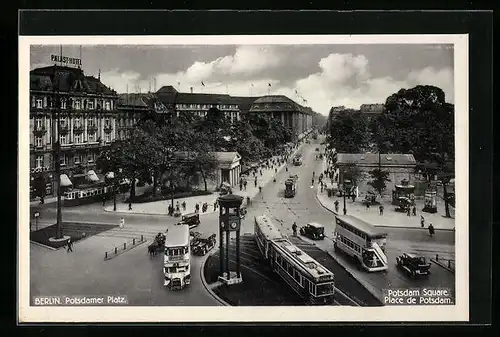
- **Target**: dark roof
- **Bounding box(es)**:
[337,153,416,166]
[30,65,116,96]
[250,95,312,114]
[335,214,388,237]
[229,96,259,112]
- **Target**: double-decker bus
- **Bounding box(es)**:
[164,224,191,290]
[333,214,388,272]
[255,215,335,305]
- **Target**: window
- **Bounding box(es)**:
[60,99,67,109]
[60,155,67,166]
[104,118,111,128]
[35,118,43,129]
[104,133,111,143]
[88,132,96,143]
[36,98,43,108]
[74,134,82,144]
[87,153,95,163]
[35,155,43,168]
[35,137,43,147]
[87,101,94,109]
[74,154,82,164]
[88,118,96,128]
[105,101,110,110]
[60,117,68,127]
[75,99,81,110]
[60,134,68,145]
[74,117,82,128]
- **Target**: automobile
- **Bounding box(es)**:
[189,230,201,247]
[293,155,302,166]
[219,182,232,195]
[192,233,217,256]
[178,213,201,229]
[299,222,325,240]
[315,147,320,152]
[396,253,431,278]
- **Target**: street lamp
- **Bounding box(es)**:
[50,65,63,239]
[33,211,40,231]
[343,179,351,215]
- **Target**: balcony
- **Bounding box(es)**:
[59,125,70,135]
[73,125,84,134]
[33,126,47,137]
[87,125,98,134]
[103,125,113,133]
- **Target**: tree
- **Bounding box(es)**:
[374,85,454,162]
[342,162,362,187]
[367,168,391,196]
[327,109,370,153]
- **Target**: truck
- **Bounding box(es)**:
[284,175,298,198]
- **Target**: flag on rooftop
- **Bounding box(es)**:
[201,81,205,87]
[268,83,272,87]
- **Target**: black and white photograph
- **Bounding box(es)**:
[19,34,468,322]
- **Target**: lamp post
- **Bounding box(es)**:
[343,179,351,215]
[33,211,40,231]
[51,65,63,239]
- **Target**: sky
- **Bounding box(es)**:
[30,44,454,115]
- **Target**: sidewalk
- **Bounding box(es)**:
[103,144,304,217]
[316,159,456,231]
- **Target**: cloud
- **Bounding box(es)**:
[99,49,454,116]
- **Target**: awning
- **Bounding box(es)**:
[60,174,72,187]
[105,172,115,179]
[87,170,100,182]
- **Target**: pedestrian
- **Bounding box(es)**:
[176,204,180,212]
[254,179,257,188]
[292,222,298,236]
[412,206,417,216]
[407,207,411,217]
[66,238,73,253]
[176,201,180,210]
[119,217,125,229]
[182,201,186,210]
[128,202,132,211]
[311,178,314,186]
[428,223,435,237]
[420,215,425,228]
[239,182,243,191]
[275,168,277,174]
[102,195,106,206]
[259,186,262,193]
[260,169,263,176]
[243,180,247,190]
[334,200,339,213]
[195,203,200,213]
[40,195,45,205]
[366,201,370,210]
[246,196,251,206]
[286,166,288,172]
[379,205,384,215]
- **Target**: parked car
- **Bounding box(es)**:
[299,222,325,240]
[178,213,201,229]
[396,253,431,277]
[189,231,201,247]
[192,233,217,256]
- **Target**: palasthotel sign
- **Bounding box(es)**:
[51,54,82,66]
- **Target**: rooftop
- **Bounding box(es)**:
[255,215,284,241]
[165,224,190,247]
[250,95,312,114]
[30,65,116,96]
[335,214,388,238]
[337,153,416,166]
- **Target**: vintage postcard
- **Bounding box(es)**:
[18,34,468,322]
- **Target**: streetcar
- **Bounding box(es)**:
[254,215,335,305]
[164,225,191,290]
[284,175,298,198]
[63,183,110,206]
[333,214,388,272]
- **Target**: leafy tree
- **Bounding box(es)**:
[367,168,391,196]
[342,162,362,187]
[327,109,370,153]
[374,85,454,162]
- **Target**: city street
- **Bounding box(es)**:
[30,137,455,306]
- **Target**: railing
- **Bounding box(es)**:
[431,254,455,273]
[104,235,147,260]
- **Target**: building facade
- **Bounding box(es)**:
[249,95,313,141]
[29,65,141,199]
[335,153,417,196]
[156,86,253,123]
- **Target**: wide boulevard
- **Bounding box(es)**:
[30,137,455,305]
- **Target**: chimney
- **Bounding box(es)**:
[190,87,193,94]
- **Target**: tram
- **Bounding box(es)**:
[254,215,335,305]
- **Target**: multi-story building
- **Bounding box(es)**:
[249,95,313,141]
[156,86,251,123]
[29,65,138,199]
